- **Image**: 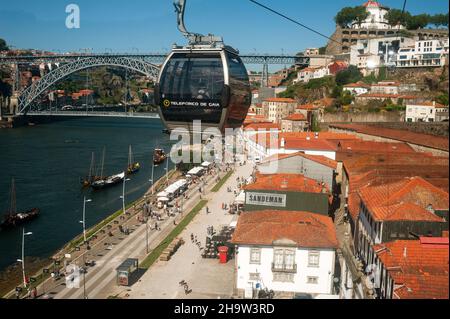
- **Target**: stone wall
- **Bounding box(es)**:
[322,111,404,123]
[370,122,449,138]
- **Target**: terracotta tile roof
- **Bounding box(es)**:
[283,113,307,121]
[371,82,400,87]
[261,152,338,169]
[373,239,449,299]
[283,139,338,152]
[358,177,449,222]
[250,131,358,150]
[329,124,449,151]
[245,173,330,194]
[244,113,266,121]
[296,104,318,110]
[231,210,339,249]
[357,93,418,99]
[336,140,416,154]
[263,98,296,103]
[343,82,371,88]
[407,101,446,108]
[300,67,317,73]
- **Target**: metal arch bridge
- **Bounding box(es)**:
[17,56,160,115]
[0,53,310,65]
[26,110,160,119]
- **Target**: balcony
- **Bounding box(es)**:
[272,263,297,273]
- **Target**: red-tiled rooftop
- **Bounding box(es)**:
[408,101,447,107]
[343,82,371,88]
[250,132,358,150]
[336,140,416,154]
[329,124,450,151]
[245,173,330,194]
[358,176,449,222]
[283,113,307,121]
[357,93,418,99]
[296,104,318,111]
[231,210,338,249]
[261,152,338,169]
[263,98,296,103]
[373,239,449,299]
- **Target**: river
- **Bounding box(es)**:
[0,117,175,271]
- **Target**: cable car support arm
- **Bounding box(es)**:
[173,0,223,46]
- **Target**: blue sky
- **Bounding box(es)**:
[0,0,448,55]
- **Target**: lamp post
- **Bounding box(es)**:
[149,161,155,195]
[79,197,91,299]
[165,153,170,185]
[80,197,92,244]
[120,177,131,214]
[18,229,33,291]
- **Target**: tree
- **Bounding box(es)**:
[429,13,449,28]
[385,9,411,27]
[353,6,370,28]
[436,93,449,106]
[406,14,430,30]
[0,38,9,51]
[335,65,363,86]
[335,6,369,28]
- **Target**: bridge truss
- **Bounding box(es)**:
[17,56,160,115]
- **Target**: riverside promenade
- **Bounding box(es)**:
[23,157,253,299]
[110,161,254,299]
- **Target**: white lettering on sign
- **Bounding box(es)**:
[65,4,80,29]
[246,192,286,207]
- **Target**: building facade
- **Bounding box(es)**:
[405,101,448,122]
[262,98,297,124]
[232,211,338,298]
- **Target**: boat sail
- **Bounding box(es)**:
[81,152,100,187]
[127,145,140,175]
[90,147,125,190]
[1,178,39,229]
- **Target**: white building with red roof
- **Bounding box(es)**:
[351,1,402,30]
[231,210,339,298]
[406,101,449,123]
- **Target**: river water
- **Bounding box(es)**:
[0,117,175,271]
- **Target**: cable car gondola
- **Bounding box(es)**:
[155,0,251,133]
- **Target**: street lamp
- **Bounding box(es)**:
[80,197,92,244]
[120,177,131,214]
[165,153,170,185]
[149,160,155,195]
[18,229,33,290]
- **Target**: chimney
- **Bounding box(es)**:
[315,132,319,139]
[403,246,407,258]
[281,138,286,148]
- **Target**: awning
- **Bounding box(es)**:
[157,191,168,198]
[235,190,246,204]
[187,166,204,176]
[201,161,212,168]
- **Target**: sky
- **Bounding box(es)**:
[0,0,448,55]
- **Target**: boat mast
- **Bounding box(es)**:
[9,177,17,216]
[100,147,106,178]
[88,152,95,180]
[128,145,133,167]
